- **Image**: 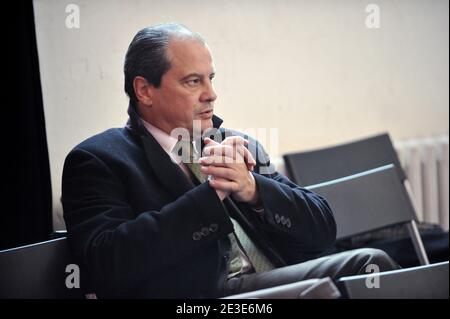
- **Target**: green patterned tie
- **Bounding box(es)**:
[229,218,275,273]
[175,140,205,182]
[174,140,275,273]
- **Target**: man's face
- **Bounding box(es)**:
[150,38,217,136]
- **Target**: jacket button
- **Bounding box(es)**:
[280,216,286,225]
[286,218,292,228]
[275,214,281,224]
[201,227,210,237]
[209,223,218,232]
[192,232,202,241]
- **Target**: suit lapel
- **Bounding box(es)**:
[125,102,195,198]
[140,132,195,199]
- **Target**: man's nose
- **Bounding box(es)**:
[200,81,217,103]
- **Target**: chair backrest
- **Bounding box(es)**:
[0,237,84,298]
[306,165,416,239]
[283,133,406,186]
[337,261,449,299]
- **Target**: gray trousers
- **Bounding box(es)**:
[224,248,400,295]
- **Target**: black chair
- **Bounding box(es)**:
[305,164,429,264]
[283,133,448,266]
[337,261,448,299]
[0,237,84,298]
[283,133,405,186]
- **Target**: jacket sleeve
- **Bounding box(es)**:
[244,135,337,264]
[62,147,234,293]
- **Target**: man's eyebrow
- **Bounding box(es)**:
[179,73,204,82]
[179,72,216,82]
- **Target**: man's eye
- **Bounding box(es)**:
[186,79,201,86]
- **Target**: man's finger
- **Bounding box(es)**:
[208,179,239,193]
[223,137,256,169]
[235,144,257,168]
[199,155,246,166]
[201,165,236,181]
[204,137,221,146]
[222,136,249,147]
[203,145,243,161]
[204,137,255,170]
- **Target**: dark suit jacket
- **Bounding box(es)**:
[61,103,336,298]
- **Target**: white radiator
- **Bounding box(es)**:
[395,135,449,231]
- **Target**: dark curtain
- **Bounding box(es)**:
[1,0,52,250]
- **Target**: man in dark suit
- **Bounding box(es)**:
[62,23,398,298]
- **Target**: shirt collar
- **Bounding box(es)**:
[140,118,204,165]
[140,118,180,155]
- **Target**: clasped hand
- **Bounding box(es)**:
[199,136,258,204]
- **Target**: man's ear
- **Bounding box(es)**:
[133,76,154,106]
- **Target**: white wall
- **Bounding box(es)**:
[33,0,449,229]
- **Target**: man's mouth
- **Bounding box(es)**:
[198,109,213,115]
